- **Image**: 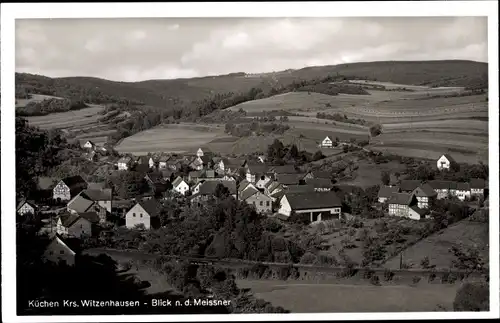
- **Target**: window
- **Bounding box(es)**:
[49,251,54,255]
[260,201,263,206]
[81,224,83,228]
[140,214,143,218]
[60,250,64,255]
[133,213,136,217]
[266,201,270,207]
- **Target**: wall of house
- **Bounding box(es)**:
[246,192,272,214]
[388,204,409,217]
[18,204,35,215]
[278,196,292,216]
[378,197,388,203]
[56,219,68,236]
[296,207,341,222]
[53,182,71,201]
[43,240,75,266]
[68,217,92,238]
[97,200,112,213]
[256,177,271,189]
[416,196,429,208]
[437,157,450,170]
[118,162,129,171]
[126,204,151,229]
[471,188,484,196]
[455,190,470,201]
[408,208,422,221]
[174,182,189,195]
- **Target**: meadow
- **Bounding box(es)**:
[236,279,460,312]
[384,220,489,270]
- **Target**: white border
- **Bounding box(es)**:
[1,1,499,322]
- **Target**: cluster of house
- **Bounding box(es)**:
[378,178,486,221]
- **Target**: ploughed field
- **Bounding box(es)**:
[21,95,118,145]
[223,84,488,163]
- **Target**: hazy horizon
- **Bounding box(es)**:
[16,17,488,82]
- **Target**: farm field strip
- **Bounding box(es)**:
[370,146,486,164]
[382,128,488,137]
[115,124,230,154]
[15,94,65,108]
[236,279,459,312]
[376,131,488,145]
[287,116,369,129]
[288,122,369,136]
[342,111,489,124]
[383,221,489,270]
[382,119,488,131]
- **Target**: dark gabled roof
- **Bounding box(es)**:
[378,186,400,198]
[427,180,458,190]
[81,188,112,201]
[161,169,174,179]
[61,175,87,189]
[240,186,260,201]
[159,155,171,162]
[224,157,246,168]
[137,199,163,217]
[145,173,165,184]
[136,156,150,164]
[410,206,428,216]
[456,182,470,190]
[311,171,332,179]
[270,165,297,174]
[388,193,413,205]
[470,178,486,189]
[60,213,83,228]
[284,191,341,210]
[67,195,95,213]
[276,174,302,186]
[247,164,269,174]
[87,182,106,190]
[117,156,132,163]
[413,183,437,197]
[271,189,287,200]
[305,178,333,188]
[200,155,213,164]
[441,154,456,163]
[189,170,203,178]
[79,211,100,223]
[172,176,186,187]
[135,163,150,173]
[198,180,237,195]
[37,176,58,190]
[113,199,135,208]
[286,184,315,193]
[238,179,251,192]
[400,180,422,192]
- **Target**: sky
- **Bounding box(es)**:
[15,17,488,82]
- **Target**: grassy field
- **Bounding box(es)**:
[337,160,407,188]
[115,123,233,154]
[237,279,460,312]
[15,94,65,108]
[384,220,489,270]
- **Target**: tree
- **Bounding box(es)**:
[289,144,299,159]
[369,124,382,137]
[214,183,230,199]
[453,282,489,311]
[312,150,325,161]
[381,171,390,186]
[267,139,285,161]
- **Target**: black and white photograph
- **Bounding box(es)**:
[1,1,499,322]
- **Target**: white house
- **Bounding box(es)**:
[412,183,437,209]
[455,183,471,201]
[192,182,203,195]
[149,157,156,169]
[278,192,342,222]
[319,136,333,148]
[17,200,37,216]
[255,174,273,190]
[388,193,416,218]
[82,140,96,150]
[470,178,486,196]
[125,199,162,230]
[56,213,97,238]
[172,177,190,196]
[117,156,132,171]
[197,148,204,157]
[437,154,456,171]
[43,235,77,266]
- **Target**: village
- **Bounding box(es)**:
[16,136,489,267]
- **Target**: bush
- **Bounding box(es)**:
[299,252,317,265]
[453,282,489,311]
[262,217,283,233]
[363,269,375,280]
[383,269,394,281]
[428,273,437,282]
[249,263,269,279]
[370,275,381,286]
[412,276,422,285]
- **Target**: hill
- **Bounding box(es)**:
[16,60,487,109]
